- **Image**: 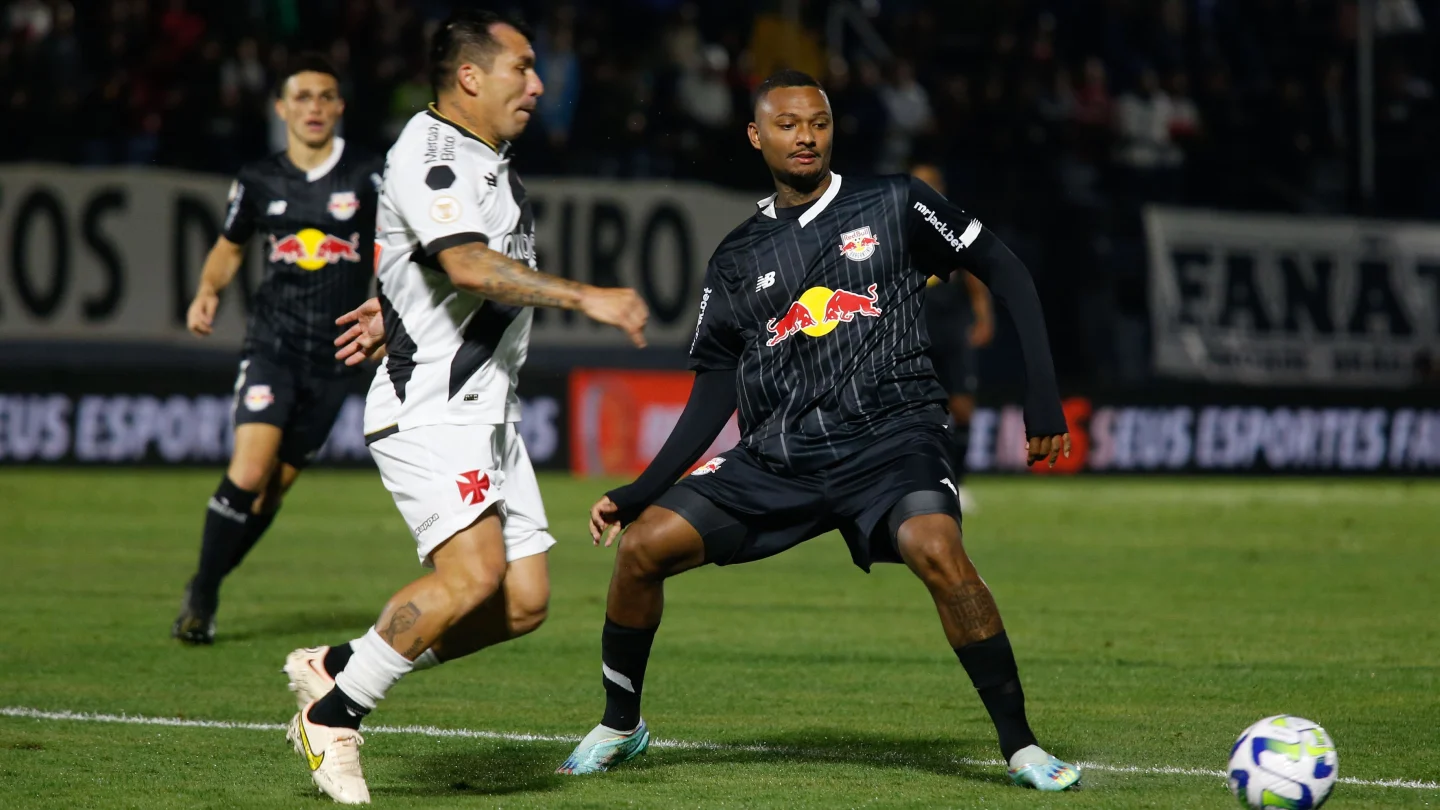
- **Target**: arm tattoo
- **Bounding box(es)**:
[938,579,1005,645]
[443,242,589,309]
[379,601,421,645]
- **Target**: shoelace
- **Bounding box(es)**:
[329,731,366,774]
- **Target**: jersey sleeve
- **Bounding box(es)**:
[906,176,1068,437]
[687,256,744,372]
[220,168,257,244]
[390,138,501,255]
[905,176,984,278]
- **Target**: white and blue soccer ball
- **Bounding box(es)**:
[1228,715,1338,809]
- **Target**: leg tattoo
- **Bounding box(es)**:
[939,578,1004,643]
[379,601,421,645]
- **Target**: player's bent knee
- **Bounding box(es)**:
[445,567,506,617]
[614,525,685,583]
[508,598,548,637]
[226,461,271,493]
[895,514,970,586]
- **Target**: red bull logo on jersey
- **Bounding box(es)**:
[327,191,360,221]
[765,283,883,347]
[690,456,726,476]
[268,229,362,271]
[838,226,879,262]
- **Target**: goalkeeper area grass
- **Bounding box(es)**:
[0,470,1436,808]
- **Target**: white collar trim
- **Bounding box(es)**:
[756,192,778,219]
[754,172,843,226]
[799,172,842,227]
[306,137,345,182]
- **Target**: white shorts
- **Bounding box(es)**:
[368,423,556,566]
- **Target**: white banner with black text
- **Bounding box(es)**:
[0,165,755,349]
[1145,206,1440,387]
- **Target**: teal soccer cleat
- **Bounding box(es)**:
[1007,746,1082,792]
[556,720,651,775]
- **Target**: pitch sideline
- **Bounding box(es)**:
[2,706,1435,792]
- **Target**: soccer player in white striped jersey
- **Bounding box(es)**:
[280,11,647,804]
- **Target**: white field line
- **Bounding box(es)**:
[2,706,1435,791]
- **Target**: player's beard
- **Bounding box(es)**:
[773,161,828,194]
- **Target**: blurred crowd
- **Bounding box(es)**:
[3,0,1438,382]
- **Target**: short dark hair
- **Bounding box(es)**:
[275,53,341,99]
[429,9,533,93]
[752,69,824,115]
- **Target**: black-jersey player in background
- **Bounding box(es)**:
[914,162,995,514]
[557,71,1080,792]
[172,55,384,645]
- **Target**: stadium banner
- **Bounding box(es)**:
[569,369,738,477]
[0,165,755,349]
[0,368,570,469]
[568,369,1440,476]
[1145,206,1440,387]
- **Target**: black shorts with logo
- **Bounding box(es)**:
[923,281,978,396]
[230,354,353,468]
[655,424,961,572]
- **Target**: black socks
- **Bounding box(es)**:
[323,643,354,678]
[600,618,658,731]
[954,631,1038,761]
[192,477,258,611]
[223,508,278,577]
[307,686,369,730]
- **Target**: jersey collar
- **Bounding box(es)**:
[299,137,345,182]
[755,172,842,227]
[426,103,510,156]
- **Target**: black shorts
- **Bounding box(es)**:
[230,355,352,468]
[655,425,961,572]
[923,282,978,396]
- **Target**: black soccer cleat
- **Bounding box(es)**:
[171,580,216,645]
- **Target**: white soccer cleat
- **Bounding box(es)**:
[284,647,336,711]
[287,701,370,805]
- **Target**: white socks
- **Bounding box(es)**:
[412,648,441,671]
[334,628,414,711]
[1008,744,1050,770]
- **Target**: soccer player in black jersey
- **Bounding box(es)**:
[558,71,1081,792]
[172,55,385,645]
[914,162,995,513]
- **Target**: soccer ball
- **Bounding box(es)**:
[1227,715,1338,809]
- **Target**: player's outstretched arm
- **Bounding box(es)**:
[908,177,1068,466]
[591,369,738,545]
[187,236,246,337]
[437,242,649,347]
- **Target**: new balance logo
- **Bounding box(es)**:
[485,173,499,187]
[755,271,776,291]
[940,478,957,496]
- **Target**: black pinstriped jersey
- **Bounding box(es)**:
[222,138,384,375]
[689,172,1013,474]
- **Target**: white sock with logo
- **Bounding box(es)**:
[333,628,413,711]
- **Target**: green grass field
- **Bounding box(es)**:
[0,470,1436,809]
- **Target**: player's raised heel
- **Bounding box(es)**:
[287,701,370,804]
[283,646,336,710]
[1006,746,1081,792]
[556,719,651,775]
